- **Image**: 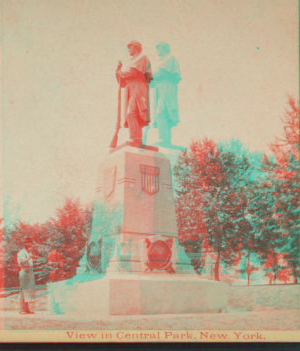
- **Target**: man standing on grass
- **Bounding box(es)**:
[17,239,35,314]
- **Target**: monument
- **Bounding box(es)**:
[61,41,229,319]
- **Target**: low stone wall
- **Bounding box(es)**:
[228,284,300,312]
[3,282,300,314]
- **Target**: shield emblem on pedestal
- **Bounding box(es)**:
[148,240,172,270]
[104,166,117,198]
[87,238,102,272]
[140,164,160,195]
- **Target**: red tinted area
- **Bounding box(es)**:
[148,240,172,270]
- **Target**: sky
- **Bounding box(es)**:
[1,0,299,223]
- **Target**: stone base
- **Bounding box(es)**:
[152,142,187,152]
[61,274,229,319]
[110,142,159,154]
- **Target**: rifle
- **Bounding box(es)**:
[109,61,123,149]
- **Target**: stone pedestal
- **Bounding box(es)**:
[69,144,229,317]
[85,145,194,274]
[62,274,229,319]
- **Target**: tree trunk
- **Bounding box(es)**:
[273,253,278,284]
[293,268,298,284]
[214,252,220,281]
[247,255,250,286]
[268,274,273,285]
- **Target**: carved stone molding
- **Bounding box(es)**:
[104,166,117,198]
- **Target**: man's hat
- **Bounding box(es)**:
[127,41,142,51]
[156,42,170,51]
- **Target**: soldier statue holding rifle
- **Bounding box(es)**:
[109,41,153,150]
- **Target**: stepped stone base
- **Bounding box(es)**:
[65,145,229,319]
[60,274,229,319]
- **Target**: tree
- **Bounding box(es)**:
[267,97,300,283]
[270,96,299,163]
[3,194,21,229]
[262,250,286,284]
[173,152,206,274]
[49,198,93,280]
[277,266,291,284]
[3,198,93,288]
[186,138,253,281]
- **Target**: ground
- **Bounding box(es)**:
[3,310,300,330]
[2,282,299,331]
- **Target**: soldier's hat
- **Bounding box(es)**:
[156,42,170,51]
[127,40,142,51]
